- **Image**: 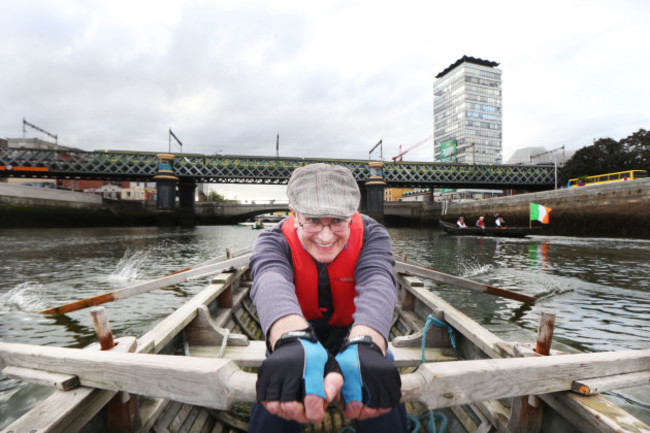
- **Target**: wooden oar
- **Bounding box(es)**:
[160,246,251,278]
[39,252,252,315]
[393,260,537,303]
[0,342,648,410]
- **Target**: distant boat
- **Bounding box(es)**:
[439,220,538,238]
[238,221,265,230]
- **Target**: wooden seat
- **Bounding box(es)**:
[188,340,457,367]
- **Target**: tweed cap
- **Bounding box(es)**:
[287,163,360,218]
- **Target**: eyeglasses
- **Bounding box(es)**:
[297,218,351,233]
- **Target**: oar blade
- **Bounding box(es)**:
[40,293,117,315]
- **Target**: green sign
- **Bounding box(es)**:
[440,139,457,193]
[440,139,457,162]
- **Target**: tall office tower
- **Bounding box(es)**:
[433,56,502,164]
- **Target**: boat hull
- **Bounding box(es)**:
[3,253,648,433]
[439,220,537,238]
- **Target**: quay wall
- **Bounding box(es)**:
[0,182,102,206]
[0,183,152,227]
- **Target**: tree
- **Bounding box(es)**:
[207,190,225,201]
[561,128,649,183]
[620,128,650,171]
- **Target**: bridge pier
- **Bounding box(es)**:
[364,161,386,223]
[178,180,197,226]
[153,154,179,225]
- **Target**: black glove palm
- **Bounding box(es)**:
[335,338,401,408]
[256,333,328,402]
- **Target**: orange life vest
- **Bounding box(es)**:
[281,212,363,326]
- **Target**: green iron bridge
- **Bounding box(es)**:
[0,148,556,190]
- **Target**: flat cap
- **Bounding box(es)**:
[287,163,360,218]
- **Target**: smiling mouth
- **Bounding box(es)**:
[316,242,334,248]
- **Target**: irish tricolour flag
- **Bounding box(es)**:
[530,203,552,224]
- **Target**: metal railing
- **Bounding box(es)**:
[0,148,556,189]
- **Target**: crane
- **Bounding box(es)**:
[392,134,433,161]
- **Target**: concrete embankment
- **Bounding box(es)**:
[0,183,154,228]
[385,178,650,239]
[2,179,648,238]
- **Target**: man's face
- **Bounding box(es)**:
[294,213,351,263]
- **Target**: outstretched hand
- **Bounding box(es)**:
[257,330,343,424]
[262,372,343,423]
[257,325,401,424]
[335,337,402,420]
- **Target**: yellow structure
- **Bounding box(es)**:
[385,188,415,202]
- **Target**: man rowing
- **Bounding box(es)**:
[249,163,406,433]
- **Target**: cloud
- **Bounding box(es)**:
[1,0,648,166]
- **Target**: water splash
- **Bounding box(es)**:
[460,263,493,278]
[0,282,47,312]
[534,278,574,300]
[109,250,150,283]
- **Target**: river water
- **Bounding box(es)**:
[1,224,649,428]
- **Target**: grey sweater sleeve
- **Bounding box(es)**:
[351,215,397,339]
[249,215,397,341]
[249,220,303,335]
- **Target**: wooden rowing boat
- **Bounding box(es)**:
[1,251,649,433]
[439,220,539,238]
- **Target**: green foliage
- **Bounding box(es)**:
[206,190,226,201]
[561,128,649,183]
[620,128,650,171]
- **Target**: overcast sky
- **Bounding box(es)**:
[1,0,648,200]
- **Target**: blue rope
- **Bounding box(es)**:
[421,410,448,433]
[407,412,421,432]
[412,314,453,433]
[407,410,449,433]
[421,314,456,363]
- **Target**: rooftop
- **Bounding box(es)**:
[436,55,500,79]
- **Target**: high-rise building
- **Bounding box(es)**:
[433,56,502,164]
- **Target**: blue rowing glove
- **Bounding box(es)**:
[335,335,401,408]
[256,329,329,401]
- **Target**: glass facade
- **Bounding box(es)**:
[433,58,502,164]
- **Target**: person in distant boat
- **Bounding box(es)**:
[252,218,264,230]
[495,215,507,228]
[475,216,485,228]
[456,216,467,228]
[249,163,405,433]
